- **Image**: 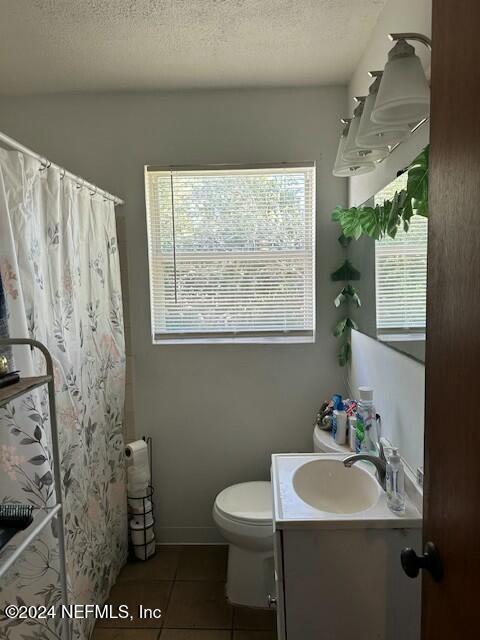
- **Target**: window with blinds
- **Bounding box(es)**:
[144,164,316,343]
[375,212,428,336]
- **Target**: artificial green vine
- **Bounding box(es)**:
[330,248,361,366]
[332,145,429,241]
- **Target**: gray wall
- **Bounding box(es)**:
[0,87,348,541]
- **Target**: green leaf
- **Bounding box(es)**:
[333,316,358,337]
[413,196,428,217]
[331,205,345,222]
[345,283,362,307]
[388,225,398,239]
[338,342,351,367]
[331,206,363,239]
[331,260,361,282]
[346,317,358,331]
[407,146,429,216]
[402,197,414,224]
[333,317,347,337]
[359,206,382,239]
[342,210,363,239]
[387,190,407,237]
[334,291,346,308]
[334,284,362,308]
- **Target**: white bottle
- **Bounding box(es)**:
[333,403,347,445]
[386,448,406,515]
[357,387,378,453]
[348,415,357,451]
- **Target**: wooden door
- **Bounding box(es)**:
[422,0,480,635]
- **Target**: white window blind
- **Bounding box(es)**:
[375,215,428,334]
[145,164,316,343]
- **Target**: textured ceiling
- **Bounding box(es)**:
[0,0,387,96]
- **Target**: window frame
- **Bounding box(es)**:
[144,162,316,345]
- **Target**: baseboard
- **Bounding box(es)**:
[156,542,227,546]
[155,526,225,544]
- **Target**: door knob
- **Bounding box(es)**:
[401,541,443,582]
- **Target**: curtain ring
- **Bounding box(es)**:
[59,168,66,180]
[90,187,96,197]
[76,180,84,190]
[39,158,49,171]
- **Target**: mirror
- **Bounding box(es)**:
[346,150,428,363]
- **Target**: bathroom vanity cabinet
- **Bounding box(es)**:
[271,453,422,640]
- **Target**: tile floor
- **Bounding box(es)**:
[93,545,276,640]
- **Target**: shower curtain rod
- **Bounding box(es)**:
[0,130,124,207]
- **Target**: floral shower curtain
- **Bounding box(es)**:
[0,148,127,640]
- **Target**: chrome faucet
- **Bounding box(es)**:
[343,439,390,491]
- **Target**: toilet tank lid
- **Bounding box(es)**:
[215,481,272,524]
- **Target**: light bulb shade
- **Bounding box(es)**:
[343,111,389,162]
[372,40,430,125]
[333,126,375,177]
[356,90,411,148]
[333,161,375,178]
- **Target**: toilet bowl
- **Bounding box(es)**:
[213,428,332,608]
[213,481,274,608]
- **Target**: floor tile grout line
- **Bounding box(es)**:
[162,577,177,626]
[173,578,227,582]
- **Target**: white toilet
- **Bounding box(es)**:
[213,481,274,608]
[213,425,340,608]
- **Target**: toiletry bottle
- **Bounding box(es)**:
[355,419,364,453]
[386,448,406,515]
[349,415,357,451]
[357,387,377,453]
[334,401,347,445]
[331,394,342,440]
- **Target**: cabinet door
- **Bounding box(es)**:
[273,529,286,640]
[282,528,421,640]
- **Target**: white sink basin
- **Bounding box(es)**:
[292,458,381,514]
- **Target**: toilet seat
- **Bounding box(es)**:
[214,481,272,526]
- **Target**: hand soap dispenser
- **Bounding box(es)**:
[386,448,405,515]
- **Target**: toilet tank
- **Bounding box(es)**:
[313,425,349,453]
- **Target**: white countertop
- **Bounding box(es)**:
[271,453,423,530]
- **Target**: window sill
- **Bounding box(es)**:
[377,332,425,343]
[152,335,315,345]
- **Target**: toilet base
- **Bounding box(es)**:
[226,544,275,609]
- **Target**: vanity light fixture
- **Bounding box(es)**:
[372,33,432,125]
[331,32,431,179]
[332,118,375,177]
[343,97,389,162]
[356,71,412,148]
